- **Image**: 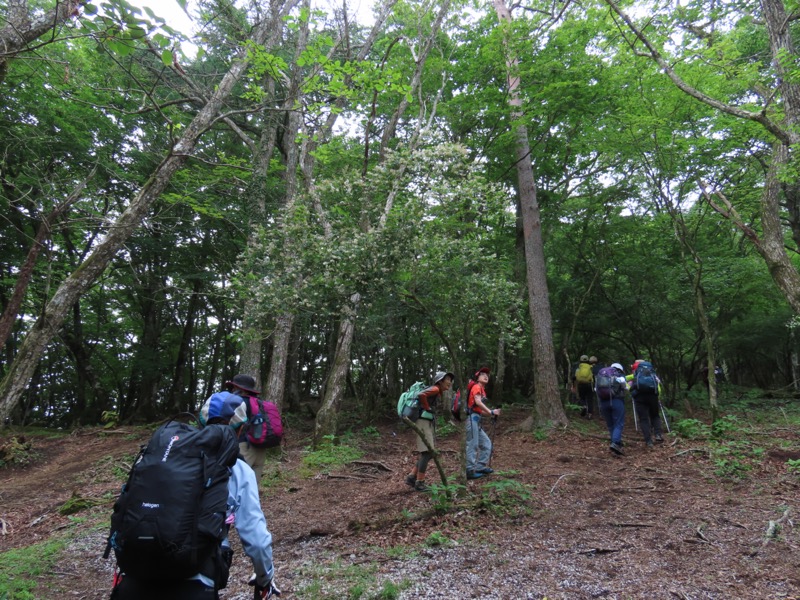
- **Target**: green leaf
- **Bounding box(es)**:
[161,49,173,67]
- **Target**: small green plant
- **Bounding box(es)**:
[435,415,456,436]
[0,538,67,599]
[428,482,464,512]
[301,435,364,475]
[478,479,534,517]
[674,418,711,439]
[424,530,452,547]
[384,545,419,560]
[533,428,549,441]
[710,441,761,480]
[373,579,406,599]
[360,426,380,440]
[711,414,743,438]
[787,459,800,475]
[101,410,119,428]
[0,436,35,467]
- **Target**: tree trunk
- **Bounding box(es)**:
[168,279,202,414]
[492,0,566,428]
[0,12,288,423]
[314,292,360,445]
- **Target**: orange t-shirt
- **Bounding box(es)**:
[467,382,485,413]
[417,384,443,411]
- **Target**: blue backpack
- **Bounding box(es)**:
[634,361,658,394]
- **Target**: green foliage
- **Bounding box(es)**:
[0,437,35,468]
[423,530,452,547]
[301,435,364,475]
[786,459,800,475]
[428,482,465,512]
[477,479,535,517]
[710,441,764,480]
[711,414,744,439]
[0,539,67,599]
[674,418,711,439]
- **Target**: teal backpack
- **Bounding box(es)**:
[397,382,427,421]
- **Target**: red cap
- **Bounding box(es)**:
[475,367,490,377]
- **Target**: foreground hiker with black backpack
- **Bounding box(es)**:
[402,370,454,492]
[226,373,284,481]
[105,392,280,599]
[629,359,665,448]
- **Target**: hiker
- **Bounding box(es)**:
[572,355,595,419]
[226,373,273,480]
[109,392,279,599]
[405,370,454,492]
[466,367,501,479]
[629,360,664,448]
[589,356,602,409]
[595,362,626,455]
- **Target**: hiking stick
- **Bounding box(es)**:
[487,415,498,467]
[631,396,639,432]
[402,416,451,498]
[659,399,671,433]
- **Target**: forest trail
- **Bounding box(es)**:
[0,407,798,599]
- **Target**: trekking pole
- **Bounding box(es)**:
[659,399,671,433]
[487,414,498,467]
[631,396,639,432]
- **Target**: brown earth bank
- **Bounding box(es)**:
[0,405,798,600]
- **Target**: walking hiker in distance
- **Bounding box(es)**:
[466,367,501,479]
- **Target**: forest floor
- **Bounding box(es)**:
[0,402,799,600]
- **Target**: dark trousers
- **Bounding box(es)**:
[577,383,594,415]
[633,392,663,443]
[111,576,218,600]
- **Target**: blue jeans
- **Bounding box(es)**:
[466,414,492,472]
[599,397,625,445]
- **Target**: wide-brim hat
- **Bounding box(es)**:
[225,373,260,395]
[434,371,455,385]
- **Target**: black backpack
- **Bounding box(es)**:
[105,421,239,583]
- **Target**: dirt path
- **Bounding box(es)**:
[1,408,798,599]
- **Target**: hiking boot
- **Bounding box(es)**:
[467,471,484,480]
[478,467,494,475]
[646,440,654,448]
[405,474,416,488]
[655,435,664,443]
[610,442,624,455]
[414,480,430,492]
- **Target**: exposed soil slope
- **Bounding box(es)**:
[0,406,798,599]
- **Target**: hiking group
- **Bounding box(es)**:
[399,358,669,494]
[400,367,502,492]
[592,358,668,455]
[105,374,283,599]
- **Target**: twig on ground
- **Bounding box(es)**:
[351,460,392,471]
[674,448,708,456]
[550,473,576,494]
[669,590,690,600]
[576,547,624,555]
[27,513,49,528]
[0,518,10,535]
[611,522,654,528]
[752,507,792,555]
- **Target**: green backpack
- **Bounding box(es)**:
[397,382,427,421]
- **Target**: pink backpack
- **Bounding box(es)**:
[245,396,283,448]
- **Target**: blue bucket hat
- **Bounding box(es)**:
[199,391,248,429]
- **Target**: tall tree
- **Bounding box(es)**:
[491,0,565,427]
